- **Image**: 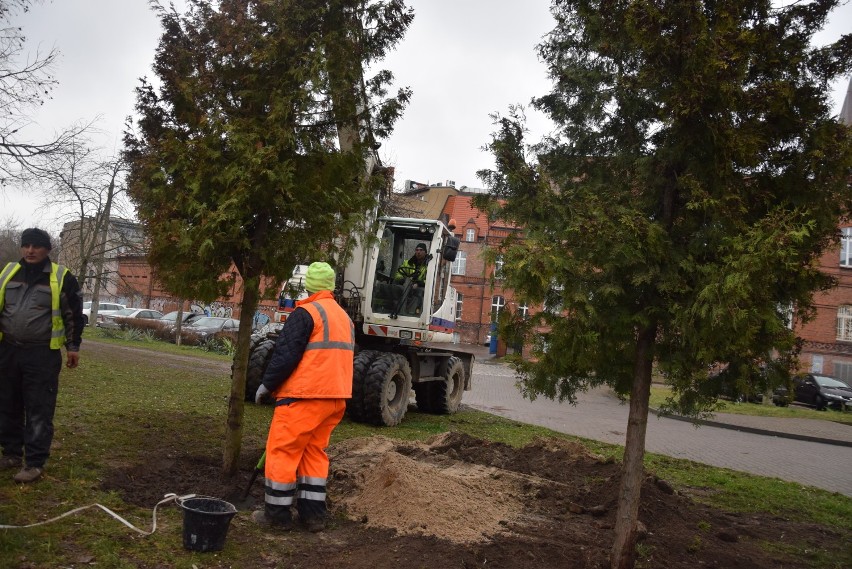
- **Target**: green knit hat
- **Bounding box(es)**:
[305,262,335,293]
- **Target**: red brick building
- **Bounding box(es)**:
[795,79,852,381]
[438,192,525,347]
[794,223,852,382]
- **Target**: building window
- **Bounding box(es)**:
[465,228,476,242]
[842,228,852,267]
[451,251,467,275]
[518,302,528,319]
[494,254,504,279]
[837,305,852,341]
[455,293,463,320]
[491,295,505,321]
[834,361,852,383]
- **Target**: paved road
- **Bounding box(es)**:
[464,360,852,497]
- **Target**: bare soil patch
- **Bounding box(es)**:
[101,430,844,568]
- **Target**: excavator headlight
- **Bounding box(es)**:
[399,330,412,339]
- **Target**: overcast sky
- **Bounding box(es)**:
[1,0,849,232]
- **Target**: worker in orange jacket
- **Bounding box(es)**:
[252,261,354,532]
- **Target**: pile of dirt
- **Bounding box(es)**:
[101,431,846,568]
[331,434,523,543]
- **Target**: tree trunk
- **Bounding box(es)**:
[611,323,656,569]
[89,176,117,327]
[222,277,261,479]
[175,301,184,346]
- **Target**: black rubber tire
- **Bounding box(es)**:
[815,395,826,411]
[83,315,89,326]
[348,350,381,422]
[232,333,264,391]
[429,356,465,414]
[245,338,276,403]
[361,353,412,426]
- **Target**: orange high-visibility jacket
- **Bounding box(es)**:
[272,291,355,399]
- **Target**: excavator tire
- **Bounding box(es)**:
[347,349,381,422]
[245,338,276,403]
[361,353,412,426]
[428,356,465,414]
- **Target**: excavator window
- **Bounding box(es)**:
[370,228,433,316]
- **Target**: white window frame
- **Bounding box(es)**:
[465,228,476,242]
[494,254,504,279]
[455,293,463,321]
[491,295,505,321]
[837,305,852,341]
[451,251,467,275]
[841,227,852,267]
[518,302,529,319]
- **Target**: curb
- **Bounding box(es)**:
[650,408,852,448]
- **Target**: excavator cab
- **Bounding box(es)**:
[363,218,459,333]
[370,227,432,317]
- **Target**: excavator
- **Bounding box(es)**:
[244,214,473,427]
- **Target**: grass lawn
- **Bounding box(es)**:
[0,335,848,568]
[649,385,852,425]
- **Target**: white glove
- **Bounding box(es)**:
[255,384,270,404]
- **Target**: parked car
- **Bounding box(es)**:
[773,373,852,411]
[182,316,240,337]
[99,308,164,329]
[706,365,766,403]
[158,311,204,328]
[81,301,126,325]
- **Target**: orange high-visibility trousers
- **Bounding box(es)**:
[264,398,346,524]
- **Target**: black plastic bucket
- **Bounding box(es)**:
[178,496,237,552]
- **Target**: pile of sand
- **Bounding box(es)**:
[331,435,524,544]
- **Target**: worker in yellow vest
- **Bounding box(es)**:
[253,262,354,532]
[0,228,84,483]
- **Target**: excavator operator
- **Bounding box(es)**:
[395,242,428,287]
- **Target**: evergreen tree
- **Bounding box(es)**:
[124,0,412,476]
[478,1,851,567]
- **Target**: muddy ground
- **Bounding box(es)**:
[101,429,845,568]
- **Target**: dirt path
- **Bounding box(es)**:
[84,338,231,374]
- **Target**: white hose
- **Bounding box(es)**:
[0,492,196,535]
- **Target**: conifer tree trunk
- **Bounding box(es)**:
[611,323,655,569]
[222,278,260,479]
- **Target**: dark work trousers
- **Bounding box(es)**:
[0,342,62,468]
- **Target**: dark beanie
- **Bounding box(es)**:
[20,228,52,250]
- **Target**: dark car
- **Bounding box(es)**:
[182,316,240,337]
[706,365,765,403]
[774,374,852,411]
[159,311,204,328]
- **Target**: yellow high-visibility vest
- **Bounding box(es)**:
[0,262,69,349]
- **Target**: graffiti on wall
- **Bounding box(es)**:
[190,301,234,318]
[148,297,171,313]
[253,310,270,329]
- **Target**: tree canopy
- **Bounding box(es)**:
[125,0,411,300]
[478,1,851,566]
